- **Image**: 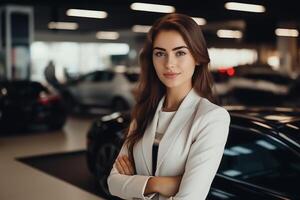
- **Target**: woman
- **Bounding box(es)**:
[107,13,230,200]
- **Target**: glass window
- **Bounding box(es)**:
[124,73,139,83]
[218,127,300,196]
[93,71,114,82]
[80,71,114,82]
[81,73,95,82]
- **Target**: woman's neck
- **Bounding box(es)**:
[163,85,192,112]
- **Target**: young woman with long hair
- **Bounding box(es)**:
[107,13,230,200]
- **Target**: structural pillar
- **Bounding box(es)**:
[0,5,34,80]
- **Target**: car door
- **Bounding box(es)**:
[90,71,115,106]
[69,71,114,106]
[68,72,98,105]
[209,126,300,199]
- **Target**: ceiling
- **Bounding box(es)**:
[1,0,300,46]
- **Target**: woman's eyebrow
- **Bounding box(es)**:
[172,46,188,51]
[153,46,188,51]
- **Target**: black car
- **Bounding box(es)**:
[86,108,300,200]
[0,80,67,132]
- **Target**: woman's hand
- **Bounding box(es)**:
[155,175,182,197]
[144,175,182,197]
[115,155,135,175]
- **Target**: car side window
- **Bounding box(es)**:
[93,71,114,82]
[124,73,139,83]
[81,73,96,82]
[218,127,300,195]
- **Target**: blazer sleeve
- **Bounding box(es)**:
[169,107,230,200]
[107,121,154,200]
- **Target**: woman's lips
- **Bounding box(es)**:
[163,72,180,79]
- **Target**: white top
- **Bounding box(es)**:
[154,110,176,145]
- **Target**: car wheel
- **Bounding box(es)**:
[95,142,120,197]
[111,98,128,112]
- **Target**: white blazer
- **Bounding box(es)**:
[107,88,230,200]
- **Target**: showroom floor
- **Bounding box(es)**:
[0,116,105,200]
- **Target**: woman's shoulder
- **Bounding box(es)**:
[191,97,231,140]
[195,97,230,121]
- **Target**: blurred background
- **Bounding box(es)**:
[1,1,300,200]
[1,0,300,111]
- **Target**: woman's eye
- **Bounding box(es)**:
[154,51,165,57]
[176,51,186,57]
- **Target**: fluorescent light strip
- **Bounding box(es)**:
[217,29,242,38]
[66,9,107,19]
[48,22,78,30]
[130,2,175,13]
[192,17,206,25]
[275,28,299,37]
[132,25,152,33]
[225,2,265,13]
[96,31,120,40]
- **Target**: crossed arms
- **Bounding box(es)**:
[115,155,182,197]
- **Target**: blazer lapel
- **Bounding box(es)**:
[141,96,165,175]
[155,89,200,174]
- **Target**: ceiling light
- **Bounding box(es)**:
[192,17,206,25]
[66,9,107,19]
[130,2,175,13]
[217,29,243,38]
[225,2,265,13]
[275,28,299,37]
[99,43,130,55]
[132,25,152,33]
[48,22,78,30]
[96,31,120,40]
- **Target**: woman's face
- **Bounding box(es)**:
[152,30,197,90]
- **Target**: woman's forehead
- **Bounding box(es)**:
[153,30,187,49]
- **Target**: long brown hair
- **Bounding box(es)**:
[126,13,216,162]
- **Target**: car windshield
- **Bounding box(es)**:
[218,127,300,197]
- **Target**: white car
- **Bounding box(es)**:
[66,70,138,112]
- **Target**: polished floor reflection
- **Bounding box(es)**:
[0,116,105,200]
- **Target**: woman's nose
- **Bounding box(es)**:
[165,54,176,69]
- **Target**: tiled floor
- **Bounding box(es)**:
[0,116,105,200]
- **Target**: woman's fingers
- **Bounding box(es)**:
[122,156,135,174]
[115,159,125,174]
[118,156,132,175]
[115,155,134,175]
